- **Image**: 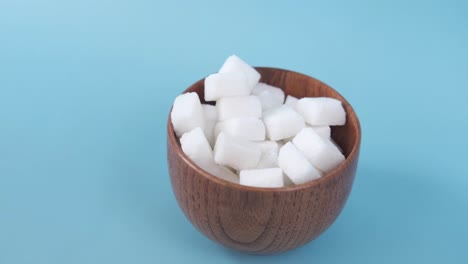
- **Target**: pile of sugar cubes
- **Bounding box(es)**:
[171,55,346,188]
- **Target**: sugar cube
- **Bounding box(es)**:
[214,117,265,141]
[292,128,345,173]
[219,55,261,89]
[255,141,279,169]
[171,92,205,137]
[309,125,331,138]
[263,105,305,141]
[278,142,321,185]
[284,95,299,108]
[180,127,213,166]
[252,83,285,111]
[202,104,217,146]
[204,71,251,101]
[296,97,346,126]
[214,132,262,170]
[203,161,239,184]
[239,168,284,188]
[216,95,262,121]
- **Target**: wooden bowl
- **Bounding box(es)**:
[167,67,361,254]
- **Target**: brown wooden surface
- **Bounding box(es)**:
[166,67,361,254]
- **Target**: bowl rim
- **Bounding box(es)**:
[167,67,361,193]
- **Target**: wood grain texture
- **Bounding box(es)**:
[167,67,361,254]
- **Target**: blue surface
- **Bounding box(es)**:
[1,0,467,263]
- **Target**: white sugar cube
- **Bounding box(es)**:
[171,92,205,137]
[239,168,284,188]
[257,90,285,112]
[263,105,305,141]
[252,83,285,111]
[214,117,265,141]
[284,95,299,108]
[251,82,272,95]
[216,95,262,121]
[255,141,279,169]
[180,128,238,183]
[180,127,239,183]
[180,127,213,166]
[309,125,331,138]
[292,128,345,173]
[278,142,321,185]
[202,104,218,146]
[219,55,261,89]
[204,71,251,101]
[214,132,262,170]
[296,97,346,126]
[203,161,239,184]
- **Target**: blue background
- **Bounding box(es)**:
[1,0,467,263]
